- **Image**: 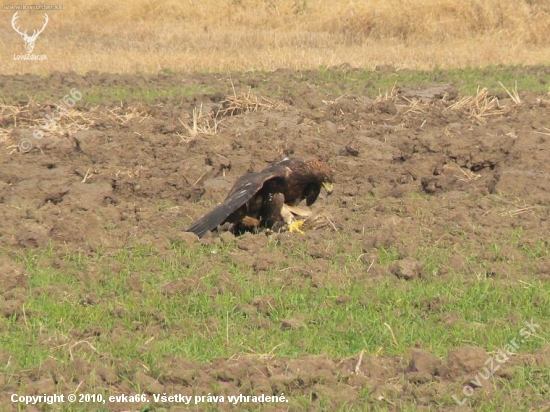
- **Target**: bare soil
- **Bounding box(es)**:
[1,69,549,410]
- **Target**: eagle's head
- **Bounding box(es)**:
[307,159,334,195]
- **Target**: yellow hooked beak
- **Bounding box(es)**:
[322,181,334,195]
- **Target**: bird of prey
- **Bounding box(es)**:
[185,158,334,238]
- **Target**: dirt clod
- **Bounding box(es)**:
[441,347,489,379]
[391,258,424,280]
[252,295,277,316]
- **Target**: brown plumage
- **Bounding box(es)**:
[185,158,334,238]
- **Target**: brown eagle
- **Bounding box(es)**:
[185,158,334,238]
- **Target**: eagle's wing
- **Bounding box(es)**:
[185,165,288,238]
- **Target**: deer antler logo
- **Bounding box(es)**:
[11,12,49,54]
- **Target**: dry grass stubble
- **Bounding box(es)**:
[0,0,549,74]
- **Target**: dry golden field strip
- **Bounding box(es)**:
[1,0,550,74]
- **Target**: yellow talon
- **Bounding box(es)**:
[288,220,305,234]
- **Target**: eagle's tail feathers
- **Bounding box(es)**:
[186,186,258,238]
